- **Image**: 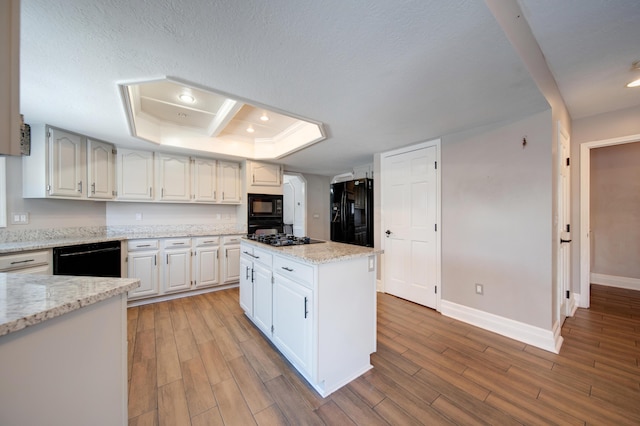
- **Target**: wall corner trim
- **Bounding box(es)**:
[440,300,562,354]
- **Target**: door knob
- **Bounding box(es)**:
[560,238,572,243]
[385,230,391,236]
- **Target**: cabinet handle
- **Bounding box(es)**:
[222,191,225,200]
[78,181,83,193]
[161,188,164,198]
[149,187,152,197]
[10,259,34,265]
[204,240,215,244]
[154,255,157,266]
[251,268,254,283]
[172,242,185,245]
[166,254,169,264]
[281,266,294,272]
[91,182,96,194]
[136,244,151,248]
[214,190,216,199]
[245,266,250,280]
[304,297,308,319]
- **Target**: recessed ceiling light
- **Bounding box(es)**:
[626,78,640,88]
[246,125,255,133]
[178,93,195,103]
[260,113,270,122]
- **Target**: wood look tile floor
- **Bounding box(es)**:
[127,284,640,425]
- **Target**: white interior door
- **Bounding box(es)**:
[558,124,572,321]
[382,142,439,309]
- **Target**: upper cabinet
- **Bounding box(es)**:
[245,160,283,195]
[156,153,191,202]
[192,158,217,203]
[218,161,242,203]
[116,148,154,201]
[0,0,21,156]
[23,125,115,200]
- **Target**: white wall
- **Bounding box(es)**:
[301,173,330,240]
[4,155,106,230]
[105,202,239,227]
[441,110,553,330]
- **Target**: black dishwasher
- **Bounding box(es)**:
[53,240,121,277]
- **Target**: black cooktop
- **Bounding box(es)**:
[246,233,325,247]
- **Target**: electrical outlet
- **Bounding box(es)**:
[475,283,484,295]
[10,212,29,225]
[135,213,143,221]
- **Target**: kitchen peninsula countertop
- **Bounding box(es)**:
[241,238,382,264]
[0,273,140,337]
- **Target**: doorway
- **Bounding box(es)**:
[579,133,640,308]
[283,173,307,237]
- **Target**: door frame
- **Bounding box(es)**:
[557,121,571,324]
[380,139,442,310]
[579,133,640,308]
[283,172,307,237]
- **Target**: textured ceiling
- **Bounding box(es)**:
[19,0,640,176]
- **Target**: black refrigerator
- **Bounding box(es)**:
[330,178,373,247]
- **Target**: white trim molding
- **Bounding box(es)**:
[440,300,563,354]
[590,273,640,291]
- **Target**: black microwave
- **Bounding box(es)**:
[248,193,283,218]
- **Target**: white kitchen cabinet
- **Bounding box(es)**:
[239,253,254,315]
[48,127,85,198]
[240,246,273,336]
[157,153,191,201]
[272,270,313,375]
[116,148,154,201]
[192,157,217,202]
[86,138,114,199]
[0,0,21,156]
[23,125,116,200]
[193,236,219,288]
[239,241,376,397]
[127,239,160,299]
[249,161,282,187]
[221,235,242,284]
[218,161,241,204]
[162,238,191,293]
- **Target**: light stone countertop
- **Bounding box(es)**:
[0,273,140,337]
[241,238,382,265]
[0,224,245,254]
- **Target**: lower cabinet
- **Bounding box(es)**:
[239,241,377,397]
[272,272,313,375]
[127,234,240,303]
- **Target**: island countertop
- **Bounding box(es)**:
[241,238,382,264]
[0,273,140,337]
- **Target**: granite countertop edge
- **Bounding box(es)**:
[0,229,246,254]
[0,276,140,337]
[241,238,383,265]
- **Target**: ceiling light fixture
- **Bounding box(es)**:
[626,61,640,88]
[178,93,195,103]
[246,125,255,133]
[260,113,270,122]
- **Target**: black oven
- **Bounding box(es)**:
[248,193,284,234]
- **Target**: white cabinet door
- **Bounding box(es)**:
[222,244,241,283]
[217,161,241,204]
[157,153,191,201]
[194,245,219,288]
[86,139,114,199]
[164,247,191,293]
[239,255,254,316]
[193,158,217,202]
[117,149,154,200]
[272,273,313,375]
[250,162,282,186]
[252,262,273,335]
[48,128,84,197]
[128,250,160,298]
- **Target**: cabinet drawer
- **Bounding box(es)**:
[251,247,273,268]
[194,236,220,247]
[127,239,159,251]
[222,235,242,245]
[274,255,314,286]
[0,250,50,271]
[163,238,191,249]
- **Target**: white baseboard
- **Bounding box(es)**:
[590,273,640,291]
[440,300,562,354]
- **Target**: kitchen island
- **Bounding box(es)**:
[240,238,382,397]
[0,273,139,426]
